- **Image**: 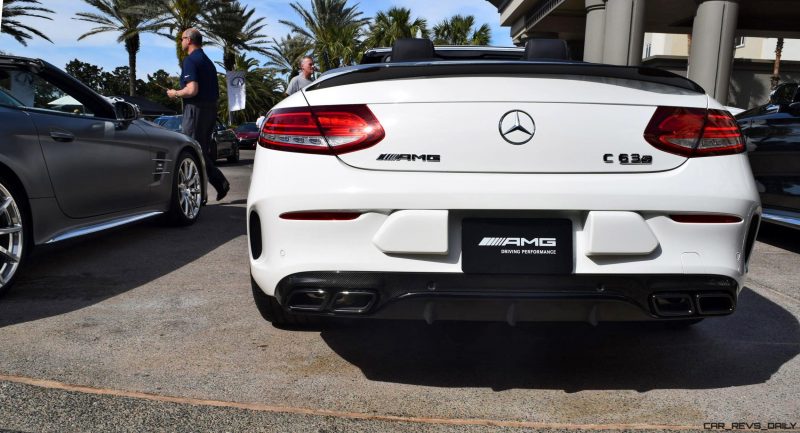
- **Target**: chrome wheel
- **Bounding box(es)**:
[177,157,202,220]
[0,183,23,290]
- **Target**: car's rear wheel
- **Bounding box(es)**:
[227,141,240,163]
[0,176,28,297]
[166,151,203,226]
[251,276,325,328]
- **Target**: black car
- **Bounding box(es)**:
[736,82,800,228]
[154,115,240,163]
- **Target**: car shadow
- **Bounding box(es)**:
[320,288,799,392]
[0,204,246,327]
[756,222,800,255]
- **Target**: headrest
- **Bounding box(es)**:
[524,39,570,61]
[391,38,435,62]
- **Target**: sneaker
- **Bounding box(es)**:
[216,180,230,201]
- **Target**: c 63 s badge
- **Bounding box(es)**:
[603,153,652,165]
[377,154,440,162]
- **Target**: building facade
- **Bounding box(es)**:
[487,0,800,109]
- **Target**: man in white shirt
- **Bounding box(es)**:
[255,112,266,130]
[286,56,315,96]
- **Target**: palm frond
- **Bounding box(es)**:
[1,0,54,45]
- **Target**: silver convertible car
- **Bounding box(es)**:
[0,55,208,295]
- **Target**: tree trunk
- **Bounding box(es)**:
[224,48,235,72]
[125,34,140,96]
[771,37,784,90]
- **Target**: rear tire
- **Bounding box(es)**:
[166,151,203,226]
[251,276,324,328]
[0,175,29,297]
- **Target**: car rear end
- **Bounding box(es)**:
[247,61,760,325]
[235,123,260,149]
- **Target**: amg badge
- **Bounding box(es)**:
[377,154,441,162]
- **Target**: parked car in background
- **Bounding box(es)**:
[154,115,239,163]
[234,122,260,149]
[248,39,761,328]
[736,82,800,229]
[0,55,207,296]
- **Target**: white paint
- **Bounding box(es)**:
[372,210,449,254]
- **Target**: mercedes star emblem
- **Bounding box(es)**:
[498,110,536,145]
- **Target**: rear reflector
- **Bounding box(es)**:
[644,107,744,157]
[259,105,384,154]
[670,214,742,223]
[280,212,362,220]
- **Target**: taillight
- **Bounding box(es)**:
[644,107,744,157]
[259,105,384,154]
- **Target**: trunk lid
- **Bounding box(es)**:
[302,73,708,173]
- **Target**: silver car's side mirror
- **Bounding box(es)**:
[114,101,140,121]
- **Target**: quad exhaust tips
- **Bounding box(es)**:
[651,292,734,317]
[286,289,377,314]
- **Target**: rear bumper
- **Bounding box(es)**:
[269,271,738,323]
[247,150,761,319]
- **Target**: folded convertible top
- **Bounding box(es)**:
[307,62,705,94]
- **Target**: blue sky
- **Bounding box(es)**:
[0,0,513,79]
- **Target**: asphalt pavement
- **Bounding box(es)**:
[0,150,798,432]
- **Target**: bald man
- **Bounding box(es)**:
[167,27,230,201]
[286,56,315,96]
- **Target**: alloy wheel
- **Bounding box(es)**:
[0,183,24,290]
[177,157,202,220]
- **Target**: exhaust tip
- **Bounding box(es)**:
[651,293,695,317]
[286,289,329,312]
[696,293,735,315]
[330,290,377,314]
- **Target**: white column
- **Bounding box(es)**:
[687,0,739,103]
[602,0,645,66]
[584,0,606,63]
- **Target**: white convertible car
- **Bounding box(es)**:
[247,39,761,327]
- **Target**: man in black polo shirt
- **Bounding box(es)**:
[167,27,229,201]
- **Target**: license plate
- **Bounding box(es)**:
[461,218,573,274]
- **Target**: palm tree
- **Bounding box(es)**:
[365,7,428,49]
[279,0,370,72]
[771,37,785,90]
[74,0,163,96]
[151,0,221,66]
[1,0,53,46]
[204,1,269,72]
[325,22,364,68]
[265,33,313,84]
[433,15,491,46]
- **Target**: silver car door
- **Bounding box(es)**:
[18,72,152,218]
